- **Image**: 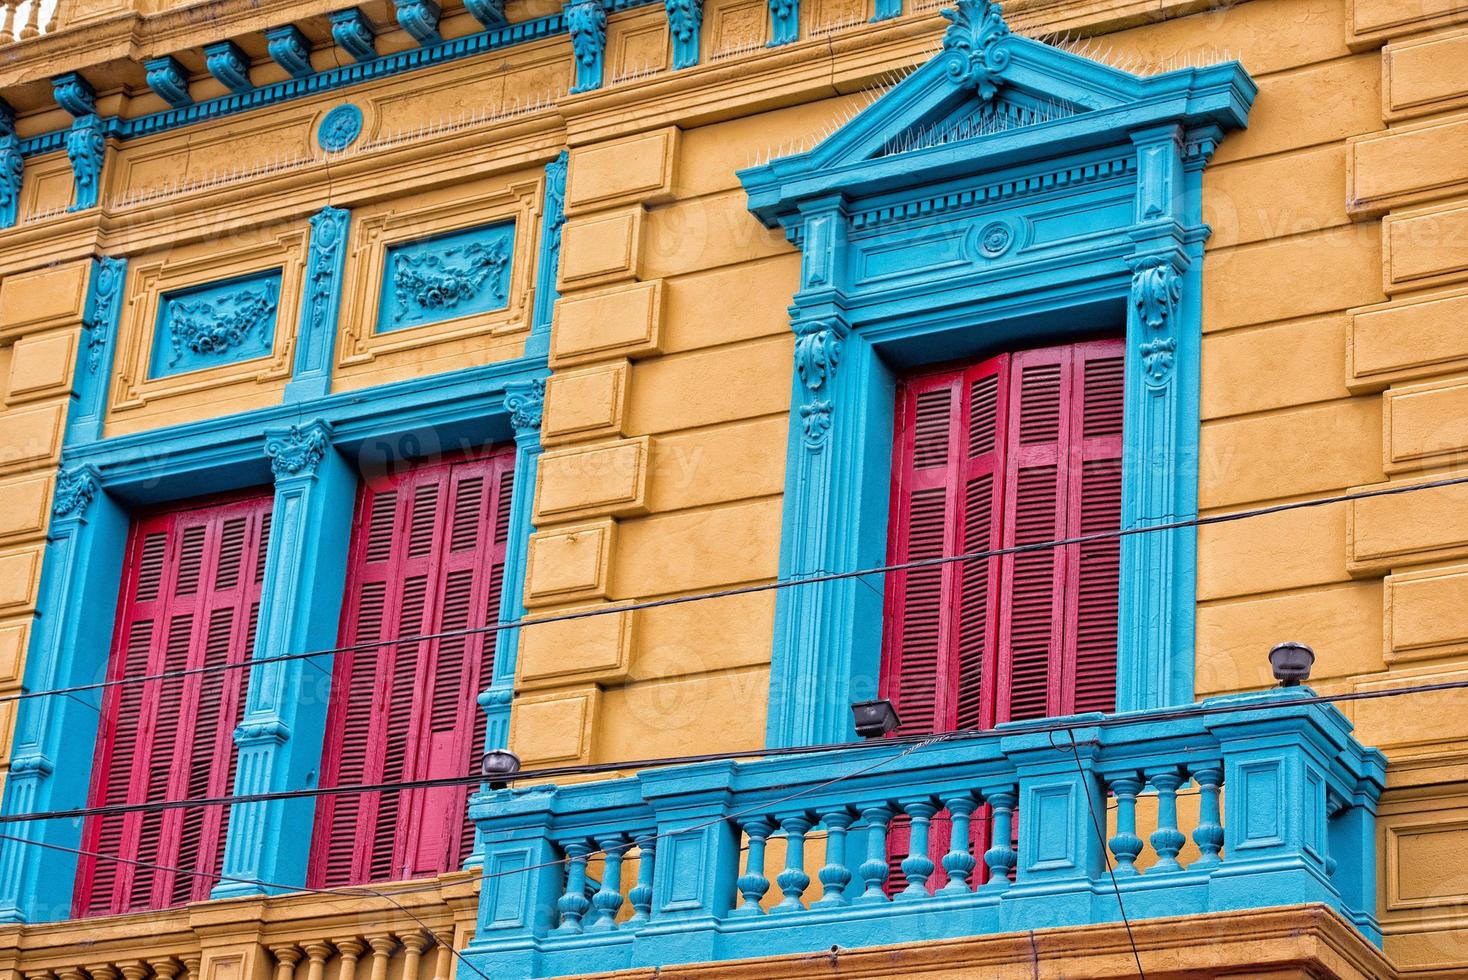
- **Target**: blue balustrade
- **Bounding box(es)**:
[465,689,1386,978]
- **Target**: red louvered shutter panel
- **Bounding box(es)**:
[74,494,271,918]
[310,446,514,888]
[1062,340,1124,714]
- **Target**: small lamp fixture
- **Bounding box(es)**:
[1268,641,1315,687]
[851,699,900,739]
[481,748,522,789]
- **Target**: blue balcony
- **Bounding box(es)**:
[464,689,1385,978]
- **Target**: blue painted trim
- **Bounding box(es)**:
[0,349,548,919]
[329,8,379,63]
[68,257,127,445]
[736,0,1256,747]
[768,0,798,46]
[1,99,22,230]
[377,220,516,333]
[527,151,567,359]
[465,0,508,30]
[317,103,364,152]
[16,0,663,161]
[567,0,608,94]
[286,206,350,402]
[394,0,444,46]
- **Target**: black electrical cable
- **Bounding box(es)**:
[8,470,1468,708]
[2,676,1457,827]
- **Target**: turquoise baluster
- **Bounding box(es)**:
[938,792,977,895]
[1107,773,1145,876]
[732,816,776,916]
[1147,767,1187,873]
[855,803,894,904]
[627,832,656,925]
[1190,764,1224,870]
[773,812,814,912]
[813,806,854,907]
[982,787,1017,891]
[588,834,628,930]
[897,797,937,900]
[556,839,594,933]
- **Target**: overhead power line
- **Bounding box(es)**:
[2,676,1460,827]
[6,470,1468,708]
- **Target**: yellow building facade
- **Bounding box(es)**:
[0,0,1463,975]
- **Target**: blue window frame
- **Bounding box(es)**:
[738,0,1257,748]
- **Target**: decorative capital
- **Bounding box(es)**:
[940,0,1011,101]
[264,420,332,478]
[1129,255,1183,332]
[665,0,703,68]
[566,0,607,93]
[52,464,101,519]
[8,752,55,777]
[792,318,846,451]
[233,719,292,746]
[504,377,545,434]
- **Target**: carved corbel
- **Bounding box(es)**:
[0,99,22,229]
[792,317,847,450]
[1129,255,1184,386]
[566,0,607,93]
[52,464,101,520]
[504,378,545,438]
[665,0,702,69]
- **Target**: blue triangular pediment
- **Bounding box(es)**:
[741,0,1255,224]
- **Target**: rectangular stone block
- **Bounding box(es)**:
[0,263,90,340]
[552,280,663,367]
[1203,223,1382,333]
[1384,200,1468,293]
[661,255,798,353]
[559,206,644,289]
[7,330,79,404]
[1384,377,1468,473]
[1197,502,1350,601]
[510,686,600,765]
[1201,315,1351,420]
[1196,582,1383,695]
[0,402,66,470]
[1213,55,1380,167]
[1202,144,1349,250]
[0,473,51,542]
[524,519,617,606]
[1385,563,1468,664]
[1352,665,1468,753]
[645,418,787,513]
[543,361,629,444]
[1384,27,1468,121]
[626,335,792,435]
[615,498,781,598]
[517,607,633,688]
[1351,0,1468,47]
[641,191,791,280]
[598,665,768,765]
[1199,399,1382,509]
[631,589,774,680]
[0,546,43,613]
[534,437,650,523]
[565,127,679,215]
[1348,114,1468,216]
[1348,477,1468,574]
[1350,288,1468,391]
[0,620,27,685]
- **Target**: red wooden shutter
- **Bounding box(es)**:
[74,494,271,918]
[309,446,514,888]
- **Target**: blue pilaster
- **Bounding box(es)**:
[286,206,351,402]
[768,0,798,46]
[212,420,355,898]
[0,467,127,923]
[566,0,607,93]
[527,153,566,360]
[68,257,127,446]
[465,376,544,870]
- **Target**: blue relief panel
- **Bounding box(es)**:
[377,221,516,333]
[149,269,281,379]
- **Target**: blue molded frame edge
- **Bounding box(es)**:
[737,0,1257,748]
[0,299,547,918]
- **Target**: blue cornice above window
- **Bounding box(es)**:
[738,0,1256,749]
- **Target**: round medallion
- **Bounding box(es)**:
[976,220,1014,258]
[317,104,364,152]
